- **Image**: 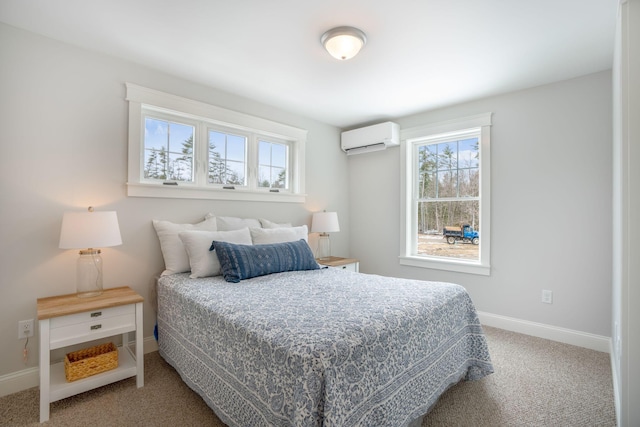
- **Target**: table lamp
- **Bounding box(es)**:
[311,211,340,260]
[59,207,122,297]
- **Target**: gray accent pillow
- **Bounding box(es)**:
[211,239,319,283]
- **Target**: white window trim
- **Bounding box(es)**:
[399,113,492,276]
[125,83,307,203]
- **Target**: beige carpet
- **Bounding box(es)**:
[0,327,616,427]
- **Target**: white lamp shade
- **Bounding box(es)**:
[59,211,122,249]
[311,211,340,233]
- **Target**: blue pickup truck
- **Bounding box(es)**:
[443,225,479,245]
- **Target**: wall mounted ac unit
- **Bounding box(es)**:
[341,121,400,155]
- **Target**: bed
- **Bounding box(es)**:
[156,264,493,426]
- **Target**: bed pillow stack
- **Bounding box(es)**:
[152,214,315,280]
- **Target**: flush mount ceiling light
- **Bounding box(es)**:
[321,26,367,60]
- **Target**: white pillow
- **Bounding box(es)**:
[179,228,252,278]
[152,214,217,276]
[259,218,292,228]
[250,225,308,245]
[216,216,262,231]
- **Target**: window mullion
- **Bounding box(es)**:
[287,141,292,191]
[196,122,208,185]
[247,134,258,191]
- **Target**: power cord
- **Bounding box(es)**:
[23,337,29,364]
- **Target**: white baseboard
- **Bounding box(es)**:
[478,311,611,353]
[0,366,39,398]
[144,335,159,353]
[0,336,159,398]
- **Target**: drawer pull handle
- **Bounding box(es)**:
[90,324,102,330]
[90,311,102,318]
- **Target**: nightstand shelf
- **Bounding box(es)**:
[38,287,144,423]
[48,345,137,402]
[317,256,359,272]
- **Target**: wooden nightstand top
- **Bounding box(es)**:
[316,256,359,267]
[37,286,143,320]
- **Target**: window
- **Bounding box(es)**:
[143,115,195,183]
[208,129,247,186]
[126,83,307,202]
[400,113,492,275]
[258,139,289,190]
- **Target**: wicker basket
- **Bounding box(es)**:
[64,342,118,382]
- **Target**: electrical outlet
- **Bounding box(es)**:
[18,319,34,339]
[541,290,553,304]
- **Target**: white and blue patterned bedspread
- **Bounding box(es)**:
[157,268,493,427]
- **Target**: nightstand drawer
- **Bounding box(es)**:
[50,304,134,328]
[317,257,360,272]
[333,263,358,272]
[50,313,136,347]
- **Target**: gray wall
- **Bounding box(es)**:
[348,71,613,337]
[0,23,348,377]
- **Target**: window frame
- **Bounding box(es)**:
[257,137,292,191]
[141,110,199,184]
[205,124,251,189]
[400,113,492,276]
[126,83,307,203]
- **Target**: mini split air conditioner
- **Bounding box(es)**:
[341,122,400,155]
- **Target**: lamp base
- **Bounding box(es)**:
[316,233,331,260]
[77,249,103,298]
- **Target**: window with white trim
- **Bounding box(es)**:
[400,113,492,275]
[126,83,307,202]
[258,139,290,190]
[208,128,247,186]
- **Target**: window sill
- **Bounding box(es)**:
[126,182,306,203]
[399,255,490,276]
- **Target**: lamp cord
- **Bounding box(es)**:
[23,337,29,364]
[90,250,102,287]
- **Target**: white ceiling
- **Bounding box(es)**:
[0,0,618,128]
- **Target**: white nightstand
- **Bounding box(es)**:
[37,287,144,423]
[317,256,360,272]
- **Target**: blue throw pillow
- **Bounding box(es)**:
[210,239,320,283]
